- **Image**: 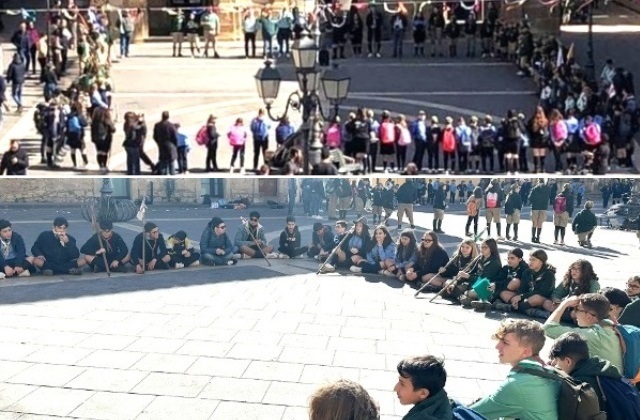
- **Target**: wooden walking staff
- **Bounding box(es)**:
[136,196,147,274]
[413,257,459,297]
[317,225,355,275]
[89,204,111,277]
[240,217,271,267]
[429,254,483,303]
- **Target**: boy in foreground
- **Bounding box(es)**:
[394,355,453,419]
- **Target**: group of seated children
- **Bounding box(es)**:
[308,317,640,420]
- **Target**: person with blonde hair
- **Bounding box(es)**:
[309,379,379,420]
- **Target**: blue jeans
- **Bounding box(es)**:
[11,83,23,107]
[262,36,273,57]
[120,32,131,57]
[392,30,404,57]
[125,146,140,175]
[201,252,234,266]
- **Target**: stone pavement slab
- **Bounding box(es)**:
[0,209,637,419]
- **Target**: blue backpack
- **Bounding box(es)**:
[613,323,640,382]
[597,376,640,419]
[450,400,487,420]
[67,115,81,133]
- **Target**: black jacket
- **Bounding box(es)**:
[6,59,26,85]
[0,147,28,175]
[396,181,417,204]
[31,230,80,264]
[572,208,598,233]
[279,227,301,250]
[153,120,178,161]
[0,231,27,266]
[80,232,129,262]
[504,192,523,215]
[131,233,169,263]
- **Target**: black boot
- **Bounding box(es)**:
[496,223,502,238]
[433,220,437,231]
[437,220,444,233]
[531,227,537,243]
[513,224,518,241]
[536,228,542,243]
[486,225,491,237]
[506,224,511,240]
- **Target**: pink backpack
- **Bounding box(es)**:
[325,124,342,148]
[397,126,412,146]
[551,120,568,147]
[380,122,395,144]
[195,126,209,146]
[583,123,601,146]
[228,125,247,146]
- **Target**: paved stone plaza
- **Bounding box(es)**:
[0,200,638,419]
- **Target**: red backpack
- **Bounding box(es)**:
[554,195,567,213]
[195,126,209,146]
[442,128,456,153]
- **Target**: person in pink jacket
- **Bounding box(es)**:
[228,117,248,174]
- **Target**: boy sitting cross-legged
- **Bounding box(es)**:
[394,355,453,420]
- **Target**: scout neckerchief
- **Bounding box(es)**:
[1,238,10,259]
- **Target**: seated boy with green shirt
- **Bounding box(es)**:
[543,293,624,375]
[394,355,453,420]
[470,319,560,420]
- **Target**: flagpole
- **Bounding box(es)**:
[136,195,147,274]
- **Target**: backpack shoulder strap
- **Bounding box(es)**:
[512,365,564,382]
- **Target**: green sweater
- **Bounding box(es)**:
[570,357,621,409]
[551,278,600,301]
[529,184,550,211]
[402,389,453,420]
[471,358,560,420]
[543,320,624,375]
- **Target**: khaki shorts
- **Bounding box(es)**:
[577,228,595,242]
[187,33,199,44]
[434,209,445,221]
[204,29,217,42]
[354,197,365,214]
[338,196,351,211]
[372,205,382,215]
[506,209,521,224]
[554,211,570,228]
[171,32,184,43]
[531,210,547,227]
[485,207,501,223]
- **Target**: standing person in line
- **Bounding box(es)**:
[166,8,185,57]
[228,117,248,174]
[433,183,447,233]
[122,111,142,175]
[152,110,178,175]
[276,7,293,58]
[484,179,505,239]
[242,8,258,58]
[250,109,270,172]
[91,107,116,174]
[528,178,551,244]
[204,115,219,172]
[201,7,221,58]
[287,179,297,216]
[504,183,523,241]
[465,187,481,237]
[396,179,417,230]
[552,183,574,246]
[366,4,383,58]
[184,12,201,58]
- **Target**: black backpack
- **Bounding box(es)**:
[513,366,606,420]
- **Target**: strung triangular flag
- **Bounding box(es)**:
[136,197,147,221]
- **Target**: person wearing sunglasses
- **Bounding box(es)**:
[406,231,449,288]
[200,217,238,266]
[234,211,277,259]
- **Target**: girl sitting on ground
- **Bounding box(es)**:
[537,258,600,321]
[405,230,449,288]
[350,225,397,275]
[414,238,478,294]
[484,248,534,312]
[502,249,557,316]
[450,238,501,307]
[393,229,418,282]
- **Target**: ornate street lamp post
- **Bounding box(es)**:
[254,33,351,175]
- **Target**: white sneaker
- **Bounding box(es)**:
[190,260,200,267]
[240,168,245,175]
[321,263,335,273]
[0,272,5,279]
[279,253,290,259]
[265,252,279,259]
[18,270,30,277]
[367,53,373,58]
[232,253,242,260]
[175,263,185,269]
[350,266,362,273]
[375,53,381,58]
[229,168,234,173]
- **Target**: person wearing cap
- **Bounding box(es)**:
[572,201,598,248]
[32,217,85,275]
[278,216,308,259]
[130,222,171,274]
[0,219,34,278]
[80,219,129,273]
[234,211,277,258]
[307,222,334,260]
[167,230,200,269]
[200,217,238,266]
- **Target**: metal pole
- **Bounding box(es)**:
[585,1,595,83]
[301,74,310,175]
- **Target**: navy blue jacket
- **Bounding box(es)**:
[0,231,27,266]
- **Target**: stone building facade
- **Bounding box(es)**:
[0,179,289,204]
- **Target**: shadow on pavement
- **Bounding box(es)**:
[0,265,283,306]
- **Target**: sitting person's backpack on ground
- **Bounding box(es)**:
[450,400,488,420]
[613,323,640,383]
[513,365,606,420]
[596,375,640,419]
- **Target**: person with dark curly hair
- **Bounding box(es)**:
[309,379,379,420]
[537,259,600,321]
